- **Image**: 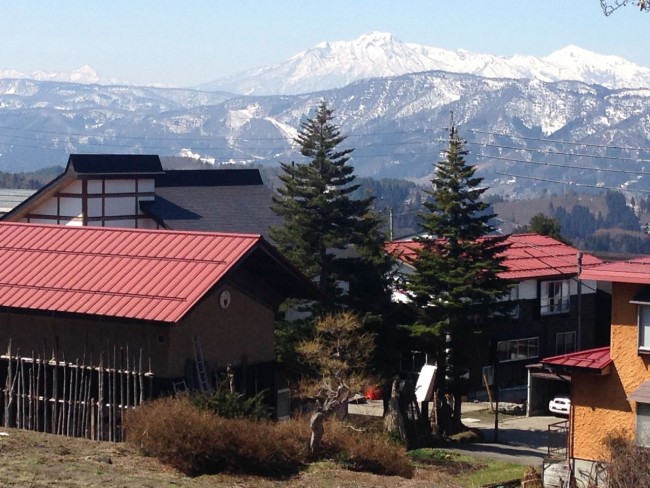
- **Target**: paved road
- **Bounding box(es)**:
[350,400,567,467]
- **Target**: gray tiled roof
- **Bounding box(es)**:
[140,171,281,240]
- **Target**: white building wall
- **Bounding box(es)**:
[105,179,136,193]
[32,199,59,216]
[518,280,537,300]
[59,197,82,217]
[67,181,83,194]
[104,197,136,217]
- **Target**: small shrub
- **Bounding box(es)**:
[190,383,269,420]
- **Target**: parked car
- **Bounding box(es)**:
[549,395,570,415]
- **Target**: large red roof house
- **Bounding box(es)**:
[387,233,610,407]
[0,222,315,398]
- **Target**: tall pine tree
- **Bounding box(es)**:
[271,101,392,318]
[407,123,512,432]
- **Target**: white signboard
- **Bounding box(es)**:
[415,364,437,402]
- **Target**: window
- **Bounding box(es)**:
[639,305,650,352]
[556,331,576,355]
[541,279,570,315]
[497,337,539,362]
[637,403,650,447]
[509,285,520,319]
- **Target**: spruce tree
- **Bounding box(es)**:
[271,101,392,318]
[407,124,512,432]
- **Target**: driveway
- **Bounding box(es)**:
[350,400,568,467]
[455,402,567,467]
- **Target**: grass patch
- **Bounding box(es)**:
[409,448,527,487]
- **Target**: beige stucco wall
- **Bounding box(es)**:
[573,281,650,461]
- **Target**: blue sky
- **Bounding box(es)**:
[1,1,647,87]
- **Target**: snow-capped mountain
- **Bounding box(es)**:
[200,32,650,95]
[0,66,125,86]
[1,70,649,199]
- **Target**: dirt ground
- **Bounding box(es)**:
[0,427,470,488]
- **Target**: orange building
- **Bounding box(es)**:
[540,258,650,487]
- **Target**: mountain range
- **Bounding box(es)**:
[0,32,649,198]
[200,32,650,95]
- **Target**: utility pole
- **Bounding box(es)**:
[577,252,583,351]
[389,208,394,241]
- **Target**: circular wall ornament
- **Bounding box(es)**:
[219,289,231,309]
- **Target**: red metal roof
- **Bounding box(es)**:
[580,257,650,285]
[0,222,263,323]
[541,346,612,372]
[387,233,602,280]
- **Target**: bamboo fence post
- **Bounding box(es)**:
[72,358,80,437]
[119,347,124,442]
[99,353,104,441]
[90,398,95,441]
[110,346,115,442]
[52,349,58,435]
[126,345,131,410]
[28,351,35,430]
[35,353,41,431]
[61,354,67,436]
[138,349,144,405]
[4,341,12,428]
[16,356,22,429]
[42,348,48,435]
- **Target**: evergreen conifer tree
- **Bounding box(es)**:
[407,123,512,432]
[271,101,392,318]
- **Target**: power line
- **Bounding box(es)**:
[466,140,650,164]
[495,171,650,194]
[475,153,650,176]
[469,128,650,153]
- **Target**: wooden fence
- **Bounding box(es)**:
[1,341,153,442]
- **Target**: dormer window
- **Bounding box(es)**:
[540,279,570,315]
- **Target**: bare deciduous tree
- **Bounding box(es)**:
[600,0,649,15]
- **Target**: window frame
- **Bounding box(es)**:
[496,336,539,363]
[556,331,577,356]
[638,304,650,354]
[540,279,571,316]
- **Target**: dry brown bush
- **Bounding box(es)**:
[322,417,415,478]
[602,432,650,488]
[125,396,414,479]
[123,396,308,477]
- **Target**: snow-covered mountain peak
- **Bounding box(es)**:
[201,32,650,95]
[0,66,126,85]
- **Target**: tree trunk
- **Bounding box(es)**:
[383,379,406,444]
[450,389,463,433]
[309,411,325,458]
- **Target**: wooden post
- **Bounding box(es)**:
[483,372,495,413]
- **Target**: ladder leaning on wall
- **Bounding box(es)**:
[192,335,212,393]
